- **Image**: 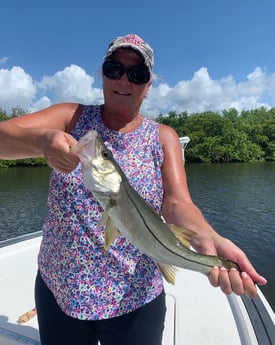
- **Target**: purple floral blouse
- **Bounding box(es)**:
[38,105,164,320]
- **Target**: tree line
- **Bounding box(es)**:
[0,106,274,167]
[0,107,48,168]
[156,107,275,163]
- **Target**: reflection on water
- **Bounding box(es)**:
[0,163,274,310]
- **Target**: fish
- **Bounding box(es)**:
[71,130,240,284]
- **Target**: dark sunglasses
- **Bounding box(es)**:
[102,60,151,85]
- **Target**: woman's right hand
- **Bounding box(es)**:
[41,129,79,173]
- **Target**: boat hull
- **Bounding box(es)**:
[0,233,274,345]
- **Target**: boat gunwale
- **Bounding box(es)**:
[0,231,42,249]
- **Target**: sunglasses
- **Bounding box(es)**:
[102,60,151,85]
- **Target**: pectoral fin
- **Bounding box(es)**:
[168,224,197,248]
[104,217,121,250]
[157,263,178,285]
[97,200,121,250]
[98,201,113,228]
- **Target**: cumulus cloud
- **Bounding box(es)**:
[0,64,103,114]
[145,67,271,117]
[0,66,36,113]
[37,64,103,106]
[1,64,275,117]
[30,96,52,113]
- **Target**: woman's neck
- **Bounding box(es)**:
[100,105,143,133]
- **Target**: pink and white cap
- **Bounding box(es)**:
[104,34,154,72]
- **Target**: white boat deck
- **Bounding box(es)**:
[0,235,40,344]
[0,233,274,345]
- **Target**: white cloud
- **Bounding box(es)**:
[1,64,275,117]
[141,83,173,117]
[37,64,103,104]
[30,96,52,113]
[0,66,36,112]
[145,67,270,116]
[267,72,275,100]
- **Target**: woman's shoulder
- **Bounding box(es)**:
[158,123,179,147]
[41,102,80,115]
[38,102,84,133]
[61,103,99,133]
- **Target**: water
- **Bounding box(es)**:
[185,162,275,310]
[0,167,51,240]
[0,163,274,311]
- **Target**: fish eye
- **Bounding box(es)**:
[102,150,109,159]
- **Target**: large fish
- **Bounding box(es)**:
[72,130,240,284]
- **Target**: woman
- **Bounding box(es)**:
[0,34,267,345]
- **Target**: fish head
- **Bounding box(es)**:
[72,130,122,195]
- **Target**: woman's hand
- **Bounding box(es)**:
[190,233,267,298]
[40,129,79,173]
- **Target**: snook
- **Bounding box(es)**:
[72,130,240,284]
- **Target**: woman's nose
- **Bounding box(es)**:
[119,71,130,83]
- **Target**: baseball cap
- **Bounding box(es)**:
[104,34,154,73]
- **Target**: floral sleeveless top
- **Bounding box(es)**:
[38,105,164,320]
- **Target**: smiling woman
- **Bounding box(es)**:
[101,48,152,132]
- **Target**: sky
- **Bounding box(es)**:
[1,0,275,118]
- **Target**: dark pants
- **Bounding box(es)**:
[35,271,166,345]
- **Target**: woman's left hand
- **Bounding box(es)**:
[190,234,267,298]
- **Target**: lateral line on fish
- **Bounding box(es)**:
[111,155,217,270]
[122,180,216,270]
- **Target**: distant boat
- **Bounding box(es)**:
[179,136,191,162]
[0,232,274,345]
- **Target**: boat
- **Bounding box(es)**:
[179,136,190,162]
[0,231,274,345]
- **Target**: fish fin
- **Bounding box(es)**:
[168,224,197,248]
[98,200,116,228]
[98,212,108,228]
[98,210,111,228]
[104,217,121,250]
[157,263,178,285]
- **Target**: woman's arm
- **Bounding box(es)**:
[159,124,267,297]
[0,103,81,172]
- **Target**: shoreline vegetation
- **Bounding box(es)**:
[0,106,274,167]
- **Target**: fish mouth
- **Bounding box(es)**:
[72,131,115,174]
[71,130,98,163]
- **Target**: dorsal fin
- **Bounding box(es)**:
[168,224,197,248]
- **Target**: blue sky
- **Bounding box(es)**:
[1,0,275,117]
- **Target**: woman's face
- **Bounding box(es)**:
[102,49,152,115]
